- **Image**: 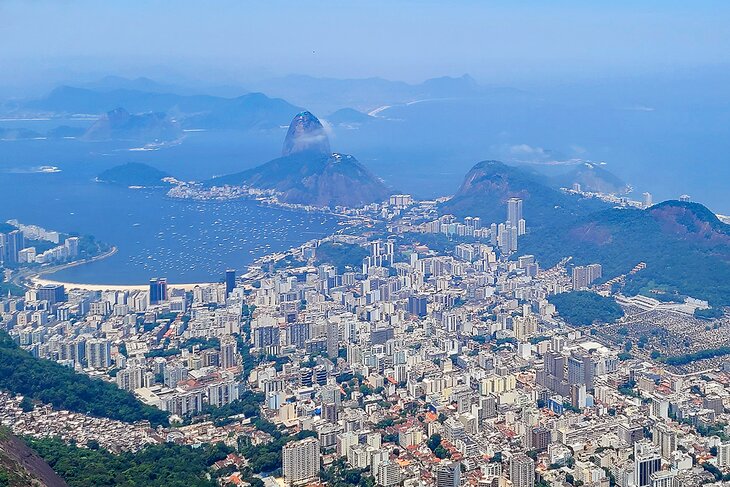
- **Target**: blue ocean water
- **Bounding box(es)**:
[0,164,340,285]
[2,86,729,286]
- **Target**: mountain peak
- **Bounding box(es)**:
[282,111,331,157]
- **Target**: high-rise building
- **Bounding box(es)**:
[634,441,661,487]
[219,335,238,369]
[531,427,551,451]
[149,277,168,304]
[652,423,677,460]
[407,295,428,317]
[282,437,320,486]
[225,269,236,296]
[650,470,676,487]
[253,322,280,350]
[507,198,524,230]
[642,192,653,208]
[64,236,80,258]
[435,460,460,487]
[287,322,310,349]
[717,442,730,468]
[377,461,401,487]
[85,338,112,369]
[509,453,535,487]
[37,284,66,305]
[116,363,145,391]
[572,264,602,290]
[163,362,188,387]
[4,230,24,264]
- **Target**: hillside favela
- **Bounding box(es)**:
[2,2,730,487]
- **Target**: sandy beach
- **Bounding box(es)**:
[30,277,215,292]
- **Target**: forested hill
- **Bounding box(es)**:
[0,332,169,426]
[440,160,606,225]
[520,200,730,307]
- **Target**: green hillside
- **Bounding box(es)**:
[0,332,169,426]
[520,201,730,306]
[441,160,606,225]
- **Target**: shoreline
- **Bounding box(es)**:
[24,245,215,292]
[30,277,215,292]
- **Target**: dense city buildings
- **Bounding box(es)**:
[2,197,730,487]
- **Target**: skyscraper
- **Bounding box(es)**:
[149,277,168,304]
[5,230,24,265]
[509,453,535,487]
[282,437,320,486]
[219,335,238,369]
[507,197,523,227]
[225,269,236,297]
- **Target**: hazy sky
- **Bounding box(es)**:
[1,0,730,90]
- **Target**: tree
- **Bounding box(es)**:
[548,291,624,326]
[427,434,442,452]
[19,396,33,412]
[29,437,228,486]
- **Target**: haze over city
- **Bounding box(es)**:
[1,2,730,487]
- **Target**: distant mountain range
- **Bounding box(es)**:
[209,111,390,207]
[17,73,511,125]
[440,159,730,306]
[245,73,524,113]
[21,86,302,131]
[82,107,181,142]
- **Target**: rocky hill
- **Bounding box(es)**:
[440,160,605,224]
[97,163,171,187]
[282,111,330,156]
[0,430,68,487]
[442,160,730,306]
[210,112,390,207]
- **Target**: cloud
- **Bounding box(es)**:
[620,105,655,112]
[492,143,601,166]
[508,143,551,158]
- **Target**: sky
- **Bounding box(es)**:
[1,0,730,92]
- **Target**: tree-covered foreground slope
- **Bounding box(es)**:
[0,332,169,426]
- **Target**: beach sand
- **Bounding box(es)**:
[31,277,215,292]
